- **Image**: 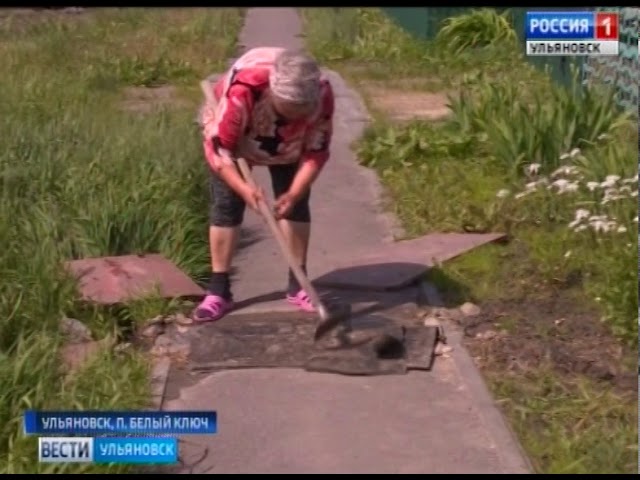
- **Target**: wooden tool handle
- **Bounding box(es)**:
[236,158,326,316]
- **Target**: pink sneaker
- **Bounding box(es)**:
[192,295,234,323]
[286,290,316,313]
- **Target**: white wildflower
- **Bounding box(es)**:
[514,191,529,200]
[525,163,541,176]
[496,189,510,199]
[575,209,590,221]
[590,219,617,233]
[597,133,610,140]
[525,181,539,191]
[600,175,620,188]
[564,250,572,258]
[616,226,627,233]
[574,225,588,232]
[570,148,581,158]
[564,182,579,193]
[601,188,621,205]
[634,217,638,223]
[632,190,638,197]
[586,181,600,191]
[551,179,579,194]
[559,152,571,160]
[622,174,638,185]
[552,165,579,178]
[569,209,590,229]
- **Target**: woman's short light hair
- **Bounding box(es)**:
[269,49,321,106]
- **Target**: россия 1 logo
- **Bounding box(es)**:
[525,11,619,56]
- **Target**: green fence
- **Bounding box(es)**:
[382,7,638,110]
[582,7,638,110]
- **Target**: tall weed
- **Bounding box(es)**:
[436,8,518,53]
[448,67,631,176]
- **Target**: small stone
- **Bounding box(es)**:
[140,323,164,339]
[60,316,93,344]
[174,313,193,326]
[434,343,453,355]
[483,330,497,340]
[459,302,481,317]
[432,307,463,322]
[475,330,497,340]
[423,315,441,327]
[151,334,190,359]
[266,344,283,355]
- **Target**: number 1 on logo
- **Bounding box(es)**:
[595,12,619,40]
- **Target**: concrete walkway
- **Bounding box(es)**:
[164,8,531,474]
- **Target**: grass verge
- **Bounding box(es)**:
[301,8,637,474]
[0,8,244,473]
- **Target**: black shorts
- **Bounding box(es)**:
[208,162,311,227]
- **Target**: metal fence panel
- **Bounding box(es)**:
[582,7,638,110]
[382,7,638,110]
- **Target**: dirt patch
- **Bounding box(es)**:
[121,85,189,114]
[361,82,452,123]
[457,293,637,395]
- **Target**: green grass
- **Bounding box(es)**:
[493,369,637,474]
[0,8,244,473]
[300,8,550,92]
[301,7,638,474]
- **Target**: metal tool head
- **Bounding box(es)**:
[313,303,353,342]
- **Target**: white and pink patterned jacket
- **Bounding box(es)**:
[199,47,335,172]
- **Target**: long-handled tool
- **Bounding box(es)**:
[235,158,352,341]
[198,79,350,340]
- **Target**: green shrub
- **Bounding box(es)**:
[436,8,518,53]
[447,67,632,176]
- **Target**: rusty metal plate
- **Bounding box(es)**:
[65,254,205,305]
[314,233,505,291]
[184,311,438,376]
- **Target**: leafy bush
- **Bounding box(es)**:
[436,8,518,53]
[447,67,632,176]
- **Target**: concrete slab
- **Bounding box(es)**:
[165,361,528,474]
[314,233,506,291]
[65,254,204,304]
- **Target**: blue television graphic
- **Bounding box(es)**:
[38,437,179,464]
[526,12,595,40]
[24,410,217,436]
[524,10,619,56]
